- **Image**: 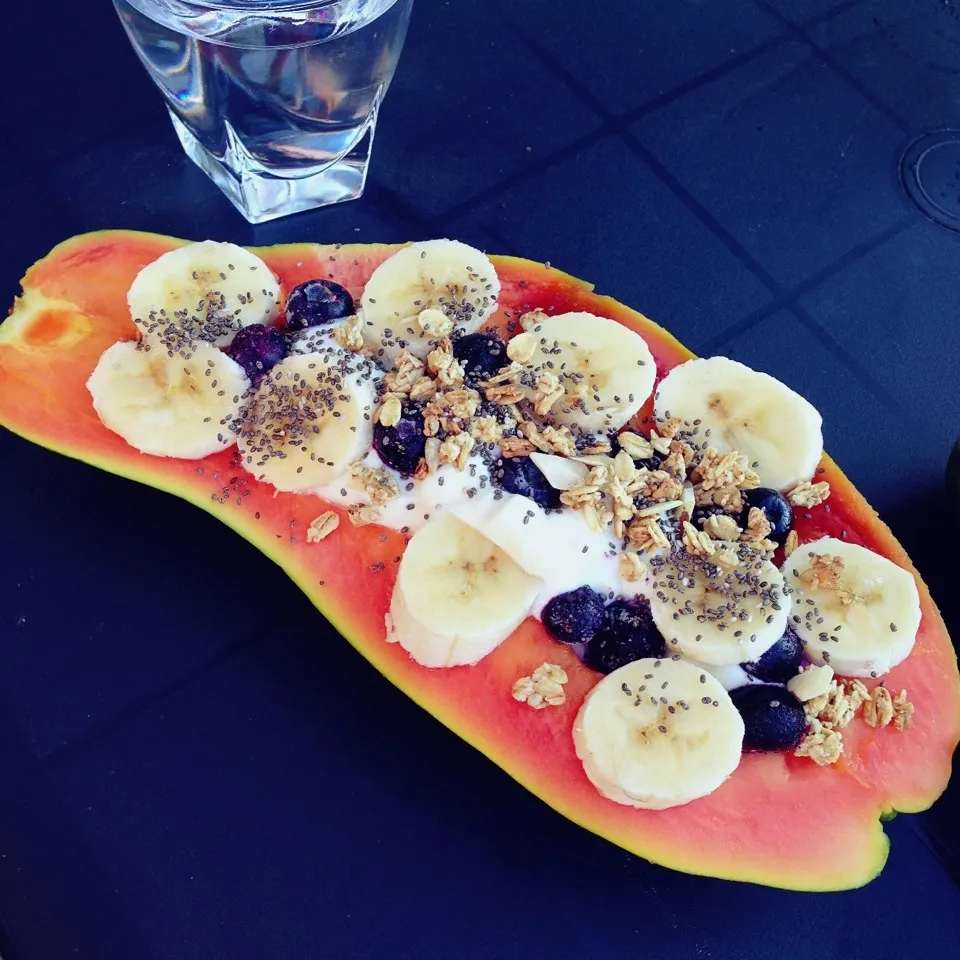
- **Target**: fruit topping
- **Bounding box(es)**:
[235,351,376,491]
[741,626,803,684]
[740,487,793,544]
[373,402,427,476]
[574,658,745,809]
[782,538,922,678]
[285,278,355,331]
[227,323,288,384]
[492,455,562,509]
[452,331,507,379]
[388,513,542,667]
[87,339,250,459]
[542,586,606,645]
[654,357,823,493]
[517,312,656,433]
[649,547,788,666]
[584,597,667,673]
[359,240,500,362]
[128,241,279,349]
[730,685,807,751]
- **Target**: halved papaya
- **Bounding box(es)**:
[1,230,957,891]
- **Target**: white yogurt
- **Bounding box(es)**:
[451,490,644,616]
[310,449,493,533]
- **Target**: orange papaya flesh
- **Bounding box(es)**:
[1,229,958,891]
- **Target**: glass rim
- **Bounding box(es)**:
[157,0,346,10]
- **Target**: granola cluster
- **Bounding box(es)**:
[798,552,861,606]
[360,319,836,560]
[512,663,569,709]
[790,665,914,765]
[306,510,339,543]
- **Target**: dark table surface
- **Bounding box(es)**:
[2,0,960,957]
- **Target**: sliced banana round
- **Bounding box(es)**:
[654,357,822,492]
[521,312,656,434]
[236,349,378,492]
[128,240,280,348]
[782,537,921,678]
[387,512,542,667]
[87,339,250,459]
[360,239,500,362]
[648,549,789,666]
[574,657,744,810]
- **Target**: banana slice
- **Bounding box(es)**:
[87,339,250,459]
[359,240,500,361]
[387,512,542,667]
[521,312,656,434]
[574,657,744,809]
[236,349,378,492]
[128,241,280,348]
[782,537,921,678]
[648,549,789,666]
[653,357,822,492]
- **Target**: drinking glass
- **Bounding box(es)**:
[113,0,414,223]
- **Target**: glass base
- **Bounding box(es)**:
[169,111,373,224]
[900,130,960,233]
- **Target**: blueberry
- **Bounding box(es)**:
[285,279,355,331]
[584,597,667,673]
[542,586,606,645]
[453,331,507,378]
[741,627,803,684]
[492,456,561,509]
[373,404,426,476]
[228,323,287,384]
[740,488,793,544]
[730,685,807,751]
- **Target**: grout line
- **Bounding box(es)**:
[789,301,908,418]
[453,0,880,245]
[617,129,784,294]
[487,5,788,298]
[439,124,613,222]
[693,214,915,354]
[617,34,788,126]
[798,0,865,30]
[43,636,253,769]
[693,299,786,356]
[754,0,911,133]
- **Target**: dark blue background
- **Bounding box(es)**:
[1,1,959,957]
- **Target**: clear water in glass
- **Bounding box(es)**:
[113,0,414,222]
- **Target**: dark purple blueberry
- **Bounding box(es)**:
[492,456,561,509]
[453,331,507,378]
[584,597,667,673]
[285,279,355,331]
[740,487,793,544]
[730,685,806,751]
[228,323,287,384]
[741,627,803,684]
[542,586,606,645]
[373,404,426,476]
